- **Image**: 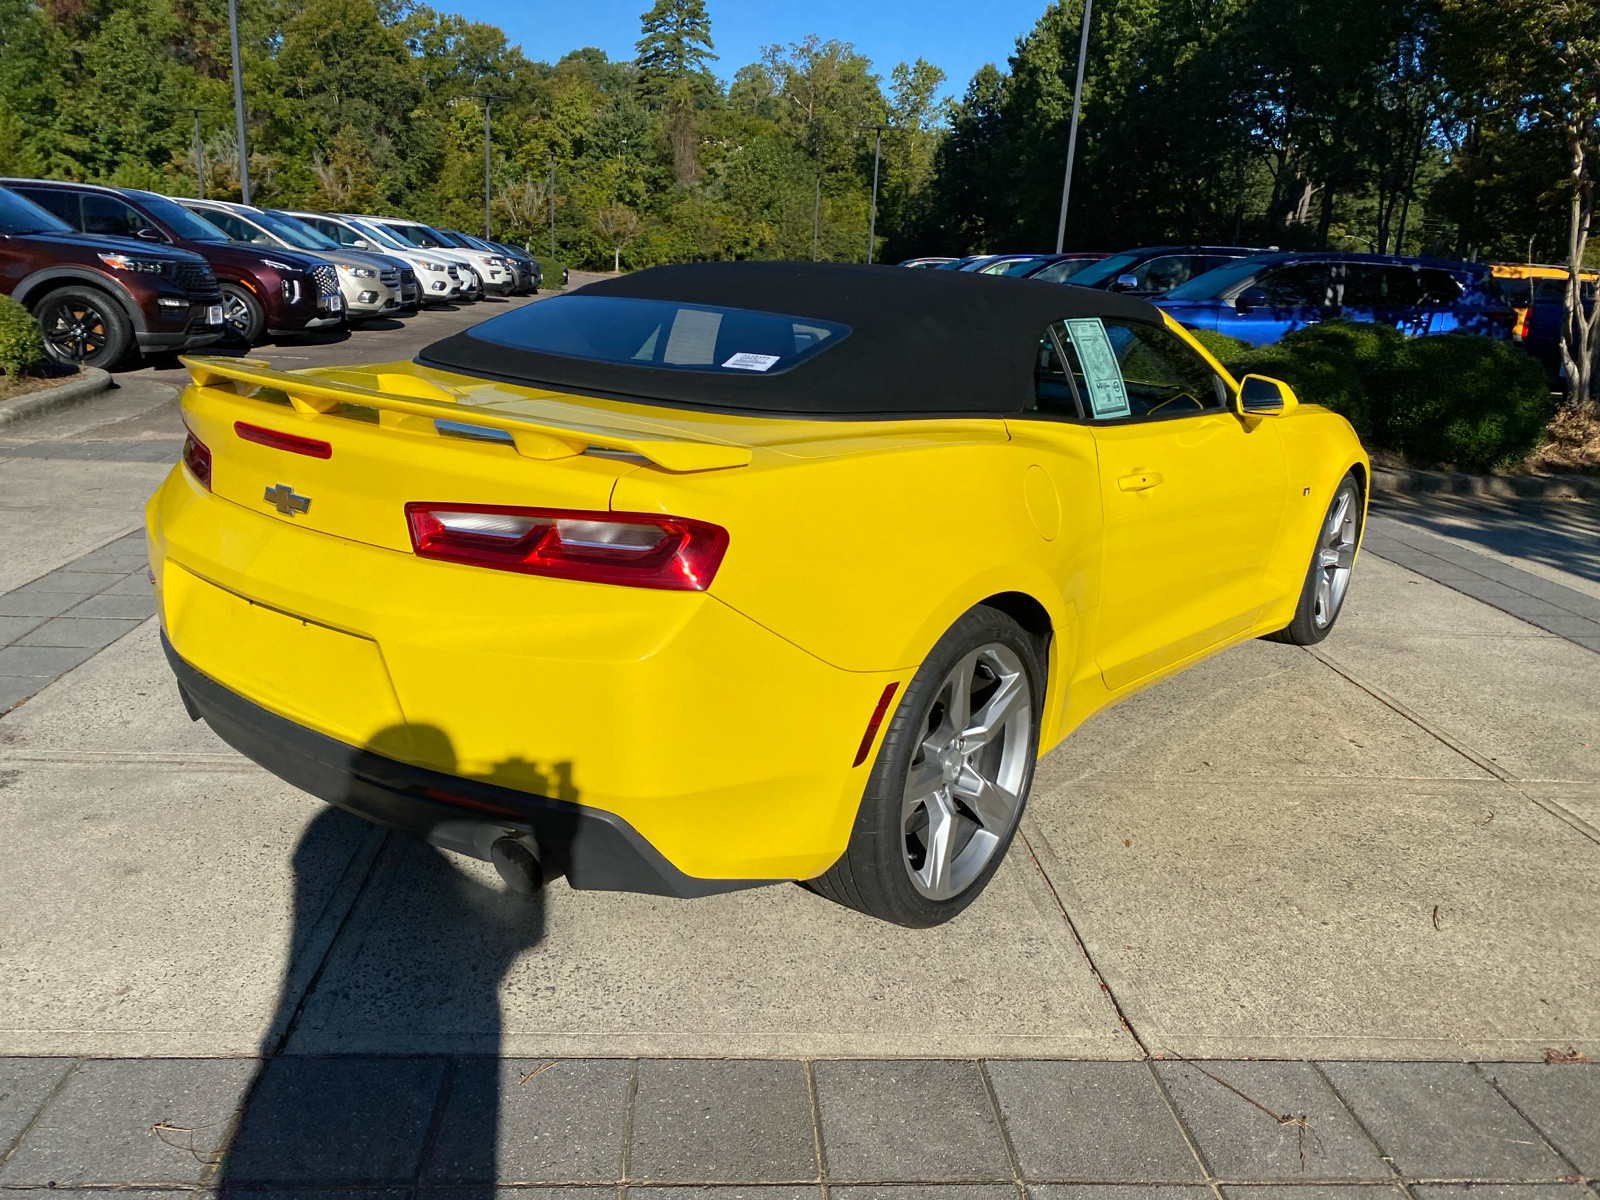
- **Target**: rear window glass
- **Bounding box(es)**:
[466,295,851,375]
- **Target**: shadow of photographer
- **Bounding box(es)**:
[212,723,572,1189]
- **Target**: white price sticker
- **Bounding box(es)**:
[722,352,781,372]
[328,293,343,312]
[207,305,223,325]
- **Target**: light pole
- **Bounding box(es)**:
[812,172,821,261]
[861,123,889,265]
[467,93,507,240]
[185,107,205,198]
[227,0,249,204]
[549,154,557,260]
[1054,0,1093,253]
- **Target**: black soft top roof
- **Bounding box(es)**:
[418,260,1162,417]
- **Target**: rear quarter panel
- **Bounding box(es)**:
[612,427,1100,753]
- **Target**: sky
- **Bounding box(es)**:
[438,0,1052,104]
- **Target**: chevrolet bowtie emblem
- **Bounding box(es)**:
[264,483,311,517]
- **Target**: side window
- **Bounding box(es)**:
[1258,263,1332,307]
[1025,319,1226,422]
[1340,264,1388,306]
[1032,329,1083,417]
[1130,254,1198,294]
[1103,320,1226,419]
[318,220,359,246]
[81,194,146,238]
[1416,269,1462,306]
[18,188,78,226]
[198,210,257,242]
[1029,261,1071,284]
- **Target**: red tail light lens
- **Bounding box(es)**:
[235,421,332,459]
[182,426,212,490]
[405,503,729,591]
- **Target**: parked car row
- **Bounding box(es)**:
[0,178,551,370]
[905,244,1524,350]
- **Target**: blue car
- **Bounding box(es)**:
[1156,253,1514,346]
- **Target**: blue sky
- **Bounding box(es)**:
[440,0,1051,104]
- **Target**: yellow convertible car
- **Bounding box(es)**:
[148,262,1366,926]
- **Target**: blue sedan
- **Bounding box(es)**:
[1156,253,1515,345]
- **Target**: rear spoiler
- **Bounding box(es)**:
[179,356,753,473]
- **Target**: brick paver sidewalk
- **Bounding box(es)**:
[2,1056,1595,1191]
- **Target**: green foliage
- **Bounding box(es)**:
[0,293,44,379]
[1198,320,1552,471]
[1377,334,1553,470]
[532,258,565,290]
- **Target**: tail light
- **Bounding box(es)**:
[182,426,212,490]
[405,503,729,591]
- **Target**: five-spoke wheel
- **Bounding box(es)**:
[902,643,1031,900]
[1268,471,1364,646]
[34,286,131,369]
[809,605,1042,927]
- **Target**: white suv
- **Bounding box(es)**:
[362,216,507,296]
[177,199,407,323]
[284,211,464,305]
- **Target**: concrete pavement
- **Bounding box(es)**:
[0,294,1596,1182]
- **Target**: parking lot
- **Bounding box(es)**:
[1,291,1597,1187]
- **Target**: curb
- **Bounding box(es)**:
[0,367,113,430]
[1372,466,1600,500]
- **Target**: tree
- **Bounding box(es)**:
[594,202,640,271]
[635,0,716,186]
[1438,0,1600,408]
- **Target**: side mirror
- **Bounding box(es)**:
[135,226,165,242]
[1235,374,1298,416]
[1111,273,1139,292]
[1235,286,1269,312]
[352,238,370,249]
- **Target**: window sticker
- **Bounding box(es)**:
[722,352,781,372]
[1062,318,1130,418]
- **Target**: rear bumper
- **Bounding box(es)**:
[162,631,775,898]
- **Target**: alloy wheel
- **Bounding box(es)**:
[221,292,253,335]
[40,299,107,363]
[901,643,1032,900]
[1313,486,1358,628]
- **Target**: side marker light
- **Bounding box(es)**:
[853,682,901,767]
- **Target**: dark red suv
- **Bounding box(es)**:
[0,185,224,368]
[4,179,344,345]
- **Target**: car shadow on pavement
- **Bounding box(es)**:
[211,725,554,1188]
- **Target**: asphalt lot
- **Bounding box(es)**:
[0,289,1596,1186]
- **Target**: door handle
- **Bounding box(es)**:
[1118,471,1163,492]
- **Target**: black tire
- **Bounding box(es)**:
[808,605,1044,927]
[33,286,133,369]
[1265,470,1364,646]
[220,281,266,344]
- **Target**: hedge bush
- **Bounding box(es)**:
[1376,334,1552,471]
[1188,320,1551,471]
[0,293,44,379]
[532,257,566,290]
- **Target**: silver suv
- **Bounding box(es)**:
[178,199,408,323]
[285,211,462,306]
